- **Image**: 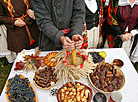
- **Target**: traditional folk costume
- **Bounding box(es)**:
[85,0,100,49]
[31,0,85,51]
[130,42,138,63]
[0,0,40,53]
[0,22,16,63]
[104,0,138,56]
[85,0,106,49]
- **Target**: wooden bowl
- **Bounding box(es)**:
[57,82,93,102]
[33,67,59,89]
[6,74,38,102]
[88,65,125,94]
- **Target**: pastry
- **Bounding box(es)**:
[57,82,93,102]
[33,67,59,89]
[44,52,58,67]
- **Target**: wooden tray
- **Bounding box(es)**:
[57,82,93,102]
[88,65,125,94]
[6,74,38,102]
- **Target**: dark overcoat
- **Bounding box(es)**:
[31,0,85,51]
[0,0,40,53]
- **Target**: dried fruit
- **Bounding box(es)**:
[90,62,124,92]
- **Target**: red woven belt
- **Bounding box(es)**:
[62,28,71,34]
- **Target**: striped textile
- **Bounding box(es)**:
[23,0,29,12]
[4,0,29,18]
[4,0,15,18]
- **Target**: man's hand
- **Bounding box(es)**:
[60,36,75,50]
[72,34,83,49]
[27,9,35,19]
[14,18,26,27]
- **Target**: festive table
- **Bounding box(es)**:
[0,48,138,102]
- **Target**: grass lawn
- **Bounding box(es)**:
[0,58,12,96]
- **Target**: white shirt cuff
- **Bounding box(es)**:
[130,29,138,36]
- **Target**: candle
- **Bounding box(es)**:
[72,41,76,66]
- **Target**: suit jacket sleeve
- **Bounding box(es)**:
[31,0,64,48]
[70,0,85,36]
[0,2,15,29]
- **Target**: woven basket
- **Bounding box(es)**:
[88,65,125,94]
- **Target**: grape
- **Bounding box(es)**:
[89,52,103,63]
[7,74,35,101]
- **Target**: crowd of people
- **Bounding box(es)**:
[0,0,137,66]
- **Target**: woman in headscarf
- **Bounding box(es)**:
[104,0,138,56]
[0,0,40,53]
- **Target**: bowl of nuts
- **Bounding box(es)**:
[88,62,125,93]
[57,82,93,102]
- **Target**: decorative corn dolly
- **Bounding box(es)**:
[54,49,97,84]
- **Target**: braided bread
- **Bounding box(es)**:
[44,52,58,67]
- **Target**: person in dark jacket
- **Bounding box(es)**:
[0,0,40,53]
[31,0,85,51]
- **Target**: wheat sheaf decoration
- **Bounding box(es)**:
[54,49,97,84]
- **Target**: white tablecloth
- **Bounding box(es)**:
[0,48,138,102]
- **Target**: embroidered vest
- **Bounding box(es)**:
[117,5,138,32]
[85,0,101,30]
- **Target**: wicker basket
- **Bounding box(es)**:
[57,82,93,102]
[88,65,125,94]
